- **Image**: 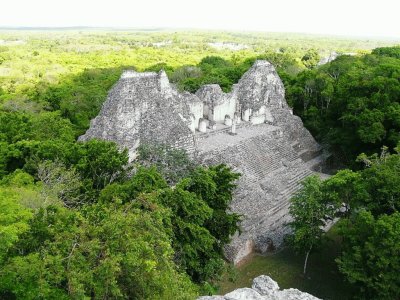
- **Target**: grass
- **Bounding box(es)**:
[216,225,355,300]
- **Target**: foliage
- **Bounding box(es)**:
[356,149,400,216]
[323,169,366,217]
[68,139,130,193]
[185,165,241,248]
[290,149,400,298]
[337,211,400,299]
[286,48,400,165]
[301,49,320,69]
[372,46,400,58]
[36,160,83,208]
[99,166,168,204]
[287,175,330,274]
[159,183,217,282]
[0,203,198,299]
[0,162,240,298]
[158,164,241,283]
[0,187,32,264]
[99,164,241,284]
[136,143,195,184]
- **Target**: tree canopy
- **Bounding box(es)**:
[288,147,400,298]
[286,49,400,166]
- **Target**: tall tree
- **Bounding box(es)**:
[287,175,329,275]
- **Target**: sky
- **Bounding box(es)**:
[1,0,399,38]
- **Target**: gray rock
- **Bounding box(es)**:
[276,288,320,300]
[235,60,286,111]
[252,275,279,296]
[225,288,264,300]
[197,276,321,300]
[318,51,338,66]
[196,84,226,107]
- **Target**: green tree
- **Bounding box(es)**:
[158,182,217,282]
[323,169,366,217]
[337,211,400,299]
[68,139,130,197]
[36,160,83,208]
[0,188,32,264]
[357,149,400,216]
[0,111,30,144]
[99,166,168,204]
[99,165,241,284]
[372,46,400,58]
[286,48,400,165]
[0,203,198,299]
[185,165,241,248]
[301,49,320,69]
[136,143,195,184]
[287,175,330,275]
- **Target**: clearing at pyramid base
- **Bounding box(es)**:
[80,60,328,264]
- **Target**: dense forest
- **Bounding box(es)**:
[0,30,399,299]
[287,47,400,166]
[288,147,400,299]
[285,48,400,299]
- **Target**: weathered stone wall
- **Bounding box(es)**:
[80,60,290,159]
[235,60,286,111]
[271,108,320,153]
[188,99,204,132]
[195,61,286,126]
[213,95,236,122]
[79,70,198,158]
[196,84,237,123]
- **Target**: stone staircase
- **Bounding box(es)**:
[196,122,326,263]
[241,167,314,232]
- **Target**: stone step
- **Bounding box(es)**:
[279,184,302,201]
[269,169,314,215]
[197,130,322,240]
[237,170,314,233]
[287,168,313,185]
[299,148,323,162]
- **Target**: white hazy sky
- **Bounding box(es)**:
[1,0,399,38]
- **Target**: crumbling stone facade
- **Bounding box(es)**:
[80,60,327,264]
[79,70,197,158]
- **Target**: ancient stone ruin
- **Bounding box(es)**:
[198,275,321,300]
[80,60,327,264]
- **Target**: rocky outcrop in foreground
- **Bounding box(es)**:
[199,275,320,300]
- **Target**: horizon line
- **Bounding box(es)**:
[0,26,399,41]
